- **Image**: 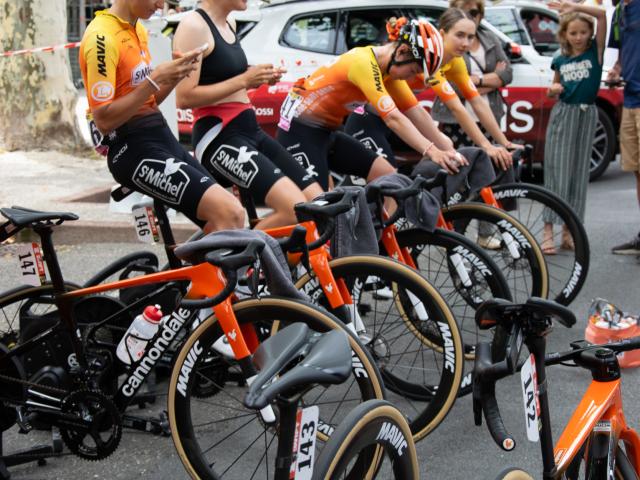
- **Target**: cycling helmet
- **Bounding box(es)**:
[388,18,444,78]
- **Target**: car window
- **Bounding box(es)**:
[405,8,442,26]
[485,7,530,45]
[281,11,338,54]
[520,10,559,56]
[346,8,403,49]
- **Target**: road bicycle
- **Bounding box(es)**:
[0,206,384,479]
[473,297,640,479]
[1,187,467,443]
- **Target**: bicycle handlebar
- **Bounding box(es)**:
[546,336,640,367]
[366,171,448,227]
[473,341,517,451]
[180,240,265,309]
[294,190,360,250]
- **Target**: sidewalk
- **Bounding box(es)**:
[0,150,205,243]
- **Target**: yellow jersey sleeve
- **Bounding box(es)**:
[346,50,398,118]
[81,28,119,110]
[428,57,479,103]
[384,79,419,112]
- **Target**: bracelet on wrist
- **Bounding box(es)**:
[422,141,435,157]
[145,76,161,92]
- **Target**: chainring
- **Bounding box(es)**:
[59,389,122,461]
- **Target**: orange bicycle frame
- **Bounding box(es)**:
[553,378,640,476]
[63,261,257,361]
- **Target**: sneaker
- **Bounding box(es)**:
[477,235,502,250]
[611,234,640,255]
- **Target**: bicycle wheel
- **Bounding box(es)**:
[168,297,384,480]
[0,283,79,348]
[313,399,419,480]
[479,182,589,306]
[295,255,464,441]
[394,227,511,358]
[441,203,548,304]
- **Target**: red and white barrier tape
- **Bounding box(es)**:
[1,41,81,58]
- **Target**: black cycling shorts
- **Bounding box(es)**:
[276,118,379,191]
[194,109,316,204]
[106,113,216,227]
[344,111,397,166]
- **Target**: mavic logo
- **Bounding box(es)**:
[438,322,456,373]
[493,189,528,200]
[451,245,492,276]
[562,263,582,298]
[377,422,408,456]
[496,220,531,249]
[177,340,204,397]
[96,34,107,76]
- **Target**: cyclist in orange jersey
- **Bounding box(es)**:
[345,11,516,172]
[276,19,463,191]
[80,0,244,233]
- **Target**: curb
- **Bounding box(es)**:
[53,221,197,244]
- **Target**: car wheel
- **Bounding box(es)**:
[589,106,616,182]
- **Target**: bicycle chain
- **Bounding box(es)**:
[0,371,69,396]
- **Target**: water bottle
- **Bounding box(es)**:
[116,305,163,365]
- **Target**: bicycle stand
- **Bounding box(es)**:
[0,428,63,480]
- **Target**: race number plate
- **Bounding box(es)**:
[278,92,302,132]
[290,405,319,480]
[16,243,46,287]
[520,354,540,442]
[131,206,159,244]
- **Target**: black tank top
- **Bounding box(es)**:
[196,9,248,86]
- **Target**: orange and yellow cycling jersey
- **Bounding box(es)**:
[283,47,419,130]
[416,56,480,103]
[79,10,156,114]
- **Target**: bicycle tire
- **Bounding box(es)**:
[478,182,589,306]
[0,282,80,347]
[313,399,419,480]
[294,255,464,441]
[168,296,385,480]
[441,203,549,304]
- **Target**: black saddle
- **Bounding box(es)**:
[1,206,78,227]
[244,323,352,410]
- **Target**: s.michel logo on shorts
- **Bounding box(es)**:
[133,158,190,205]
[211,145,259,189]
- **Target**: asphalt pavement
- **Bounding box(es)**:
[1,153,640,479]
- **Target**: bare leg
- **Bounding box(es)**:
[302,182,323,200]
[542,223,557,255]
[197,184,246,234]
[255,177,307,230]
[366,156,396,183]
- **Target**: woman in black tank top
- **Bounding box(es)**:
[173,0,323,229]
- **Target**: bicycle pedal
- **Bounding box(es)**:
[16,408,33,434]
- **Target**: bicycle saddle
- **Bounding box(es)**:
[1,206,78,227]
[475,297,576,331]
[244,323,352,410]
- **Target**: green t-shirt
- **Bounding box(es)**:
[551,41,602,105]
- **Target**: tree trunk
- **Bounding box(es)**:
[0,0,83,151]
